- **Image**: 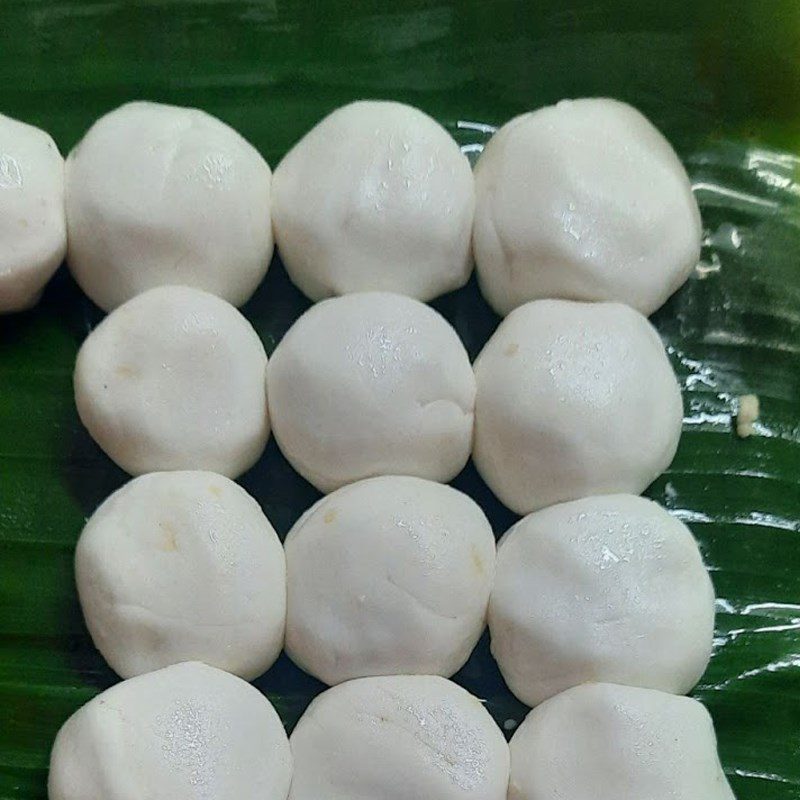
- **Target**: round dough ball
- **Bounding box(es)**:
[286,476,495,685]
[66,101,273,311]
[289,675,509,800]
[272,100,474,302]
[473,299,682,514]
[268,292,475,492]
[489,494,714,707]
[473,98,701,316]
[0,113,66,313]
[74,285,269,477]
[49,662,292,800]
[76,471,286,680]
[508,683,734,800]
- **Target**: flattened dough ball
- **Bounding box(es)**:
[289,675,509,800]
[489,494,715,706]
[272,101,474,302]
[473,299,682,514]
[74,285,269,477]
[66,101,273,311]
[49,662,292,800]
[268,292,475,492]
[286,476,495,685]
[0,113,66,313]
[76,471,286,680]
[508,683,734,800]
[474,98,702,316]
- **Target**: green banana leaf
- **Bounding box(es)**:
[1,1,799,798]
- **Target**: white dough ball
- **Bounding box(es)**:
[508,683,734,800]
[0,113,66,313]
[473,98,702,316]
[66,101,273,311]
[272,100,474,302]
[48,662,292,800]
[76,471,286,680]
[289,675,509,800]
[74,285,269,478]
[267,292,475,492]
[285,476,495,685]
[473,299,682,514]
[489,494,715,707]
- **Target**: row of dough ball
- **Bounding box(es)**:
[49,663,734,800]
[76,471,714,708]
[74,285,682,514]
[2,96,700,316]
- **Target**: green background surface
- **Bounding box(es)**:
[1,1,800,798]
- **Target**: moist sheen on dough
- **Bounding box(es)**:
[66,101,273,311]
[76,471,286,680]
[288,675,509,800]
[488,494,715,706]
[472,298,683,514]
[508,683,735,800]
[285,476,495,685]
[74,285,269,478]
[473,98,702,316]
[267,291,475,492]
[0,113,66,313]
[272,100,475,302]
[48,662,292,800]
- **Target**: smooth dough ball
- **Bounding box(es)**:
[76,471,286,680]
[508,683,734,800]
[48,662,292,800]
[272,100,474,302]
[473,299,682,514]
[285,476,495,685]
[268,292,475,492]
[289,675,509,800]
[473,98,702,316]
[74,285,269,477]
[489,494,715,706]
[0,113,66,313]
[66,101,273,311]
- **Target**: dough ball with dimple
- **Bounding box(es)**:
[473,98,702,316]
[473,299,682,514]
[48,662,292,800]
[76,471,286,680]
[268,292,475,492]
[66,101,273,311]
[272,100,474,302]
[489,494,715,707]
[289,675,509,800]
[285,476,495,685]
[74,285,269,478]
[508,683,734,800]
[0,113,66,313]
